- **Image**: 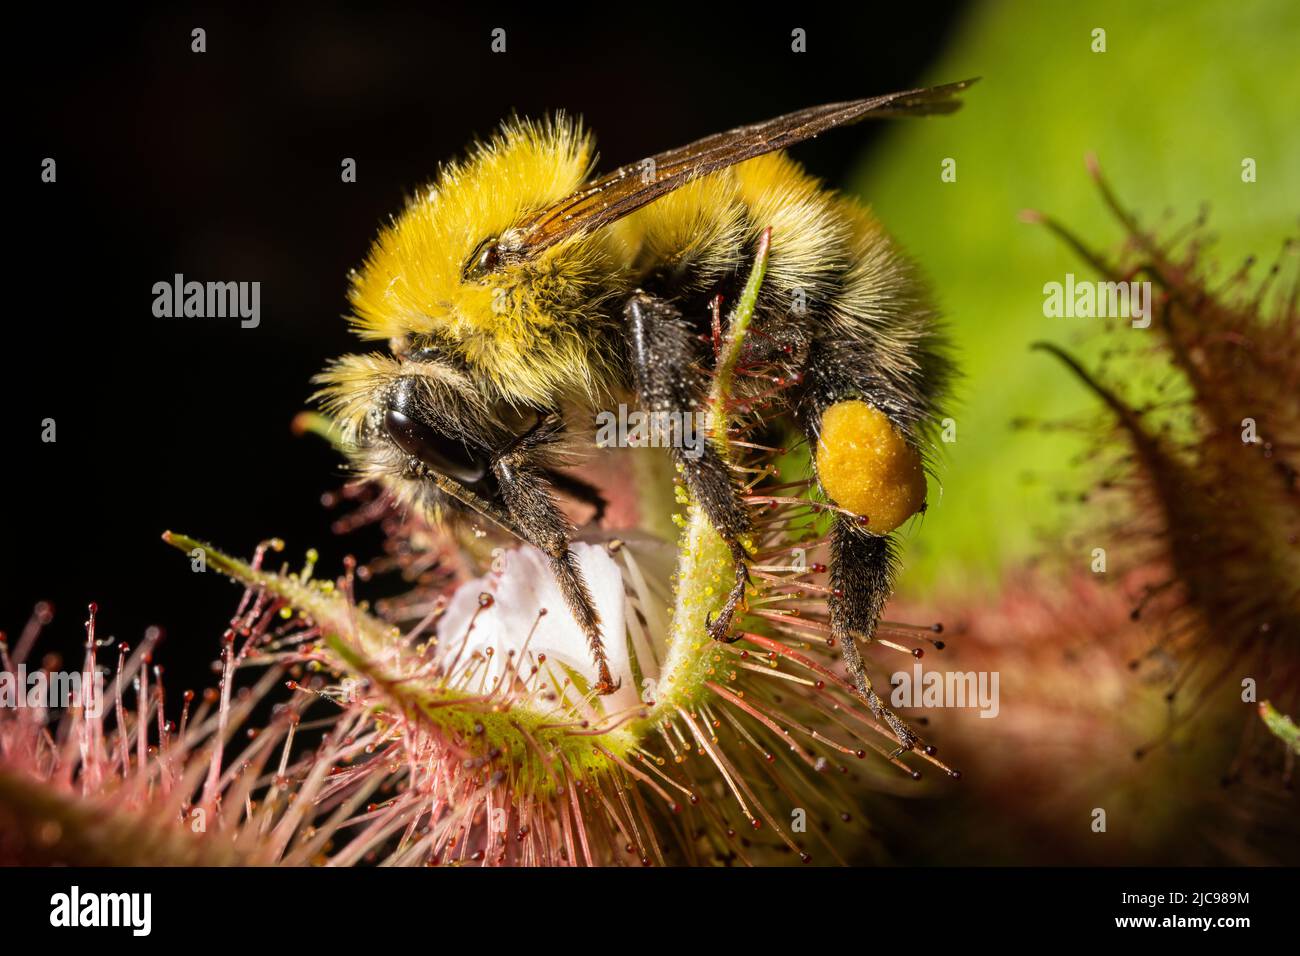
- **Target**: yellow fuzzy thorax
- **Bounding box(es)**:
[343,116,903,412]
[347,116,628,407]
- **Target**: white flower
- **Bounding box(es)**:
[437,540,669,714]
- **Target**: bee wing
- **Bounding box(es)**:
[492,78,977,266]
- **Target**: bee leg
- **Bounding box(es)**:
[826,520,919,753]
[704,538,752,645]
[797,353,932,752]
[491,426,620,696]
[624,291,752,643]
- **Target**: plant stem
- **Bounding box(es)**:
[648,228,771,719]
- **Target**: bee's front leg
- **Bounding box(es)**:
[623,291,752,643]
[490,417,620,695]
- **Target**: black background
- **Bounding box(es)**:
[4,4,968,694]
[4,865,1289,941]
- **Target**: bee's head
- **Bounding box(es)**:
[342,114,626,408]
[313,349,539,516]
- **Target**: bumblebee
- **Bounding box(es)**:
[316,81,971,721]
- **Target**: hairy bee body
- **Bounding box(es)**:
[318,81,971,700]
[625,150,949,430]
[333,117,945,457]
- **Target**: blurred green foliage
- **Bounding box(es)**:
[850,0,1299,594]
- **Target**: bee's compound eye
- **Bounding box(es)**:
[383,407,488,486]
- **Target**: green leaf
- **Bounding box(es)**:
[851,0,1300,591]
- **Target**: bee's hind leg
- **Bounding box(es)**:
[796,353,933,753]
[826,519,920,753]
[623,290,753,643]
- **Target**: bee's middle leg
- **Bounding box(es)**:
[623,290,752,643]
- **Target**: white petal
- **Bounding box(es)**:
[437,542,642,713]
